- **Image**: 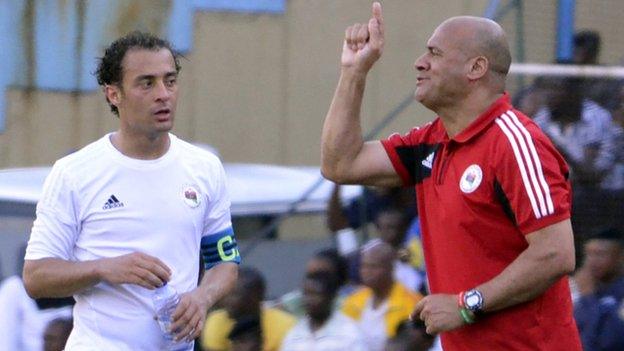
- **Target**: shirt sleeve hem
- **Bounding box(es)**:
[519,212,571,235]
[380,139,412,187]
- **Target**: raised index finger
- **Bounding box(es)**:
[369,2,384,47]
[372,2,383,24]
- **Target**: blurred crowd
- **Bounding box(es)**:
[1,29,623,351]
[514,30,624,245]
[200,183,435,351]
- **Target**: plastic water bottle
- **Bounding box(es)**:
[153,283,193,351]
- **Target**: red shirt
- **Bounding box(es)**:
[381,94,581,351]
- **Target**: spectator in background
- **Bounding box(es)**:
[342,240,423,351]
[228,316,263,351]
[328,185,416,235]
[515,31,619,117]
[573,30,623,111]
[573,30,601,65]
[328,185,425,293]
[375,208,426,293]
[43,317,73,351]
[0,275,74,351]
[603,86,624,231]
[573,228,624,350]
[513,76,548,118]
[0,245,73,351]
[533,76,616,239]
[533,76,614,186]
[201,266,296,351]
[605,85,624,190]
[275,248,353,318]
[280,271,367,351]
[383,319,436,351]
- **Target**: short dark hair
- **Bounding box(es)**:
[95,31,181,116]
[574,30,601,54]
[312,248,348,287]
[589,227,624,244]
[304,271,340,297]
[238,266,266,299]
[228,316,262,341]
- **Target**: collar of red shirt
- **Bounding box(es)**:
[443,92,512,144]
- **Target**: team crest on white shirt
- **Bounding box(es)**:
[182,186,201,208]
[459,164,483,193]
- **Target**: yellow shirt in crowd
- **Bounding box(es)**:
[341,282,423,337]
[201,307,297,351]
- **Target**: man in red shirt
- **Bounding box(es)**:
[320,3,581,350]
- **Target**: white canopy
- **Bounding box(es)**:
[0,164,362,217]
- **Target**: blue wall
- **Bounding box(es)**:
[0,0,286,132]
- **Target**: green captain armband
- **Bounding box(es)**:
[201,227,241,269]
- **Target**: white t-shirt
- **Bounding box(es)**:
[280,312,368,351]
[25,133,233,351]
[358,299,388,351]
[394,260,423,293]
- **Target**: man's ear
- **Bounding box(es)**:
[104,84,122,108]
[467,56,488,81]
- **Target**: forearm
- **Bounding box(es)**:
[327,185,350,231]
[477,252,565,312]
[321,69,368,182]
[23,258,102,298]
[477,221,575,312]
[197,262,238,309]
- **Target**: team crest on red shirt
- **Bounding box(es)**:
[182,186,201,208]
[459,164,483,193]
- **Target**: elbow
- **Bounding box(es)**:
[560,251,576,275]
[22,264,43,299]
[320,151,351,184]
[321,165,349,184]
[321,159,358,184]
[543,248,576,277]
[23,285,43,300]
[557,242,577,275]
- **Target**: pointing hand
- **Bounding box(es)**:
[341,2,385,74]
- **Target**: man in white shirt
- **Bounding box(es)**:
[341,241,422,351]
[281,271,367,351]
[22,31,240,350]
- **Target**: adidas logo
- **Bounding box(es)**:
[102,195,124,210]
[421,152,435,169]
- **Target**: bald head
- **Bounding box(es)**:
[361,239,395,265]
[360,239,395,292]
[437,16,511,77]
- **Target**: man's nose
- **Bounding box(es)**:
[154,80,171,101]
[414,54,428,71]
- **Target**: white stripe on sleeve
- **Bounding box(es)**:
[500,113,548,216]
[507,111,554,214]
[495,118,542,219]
